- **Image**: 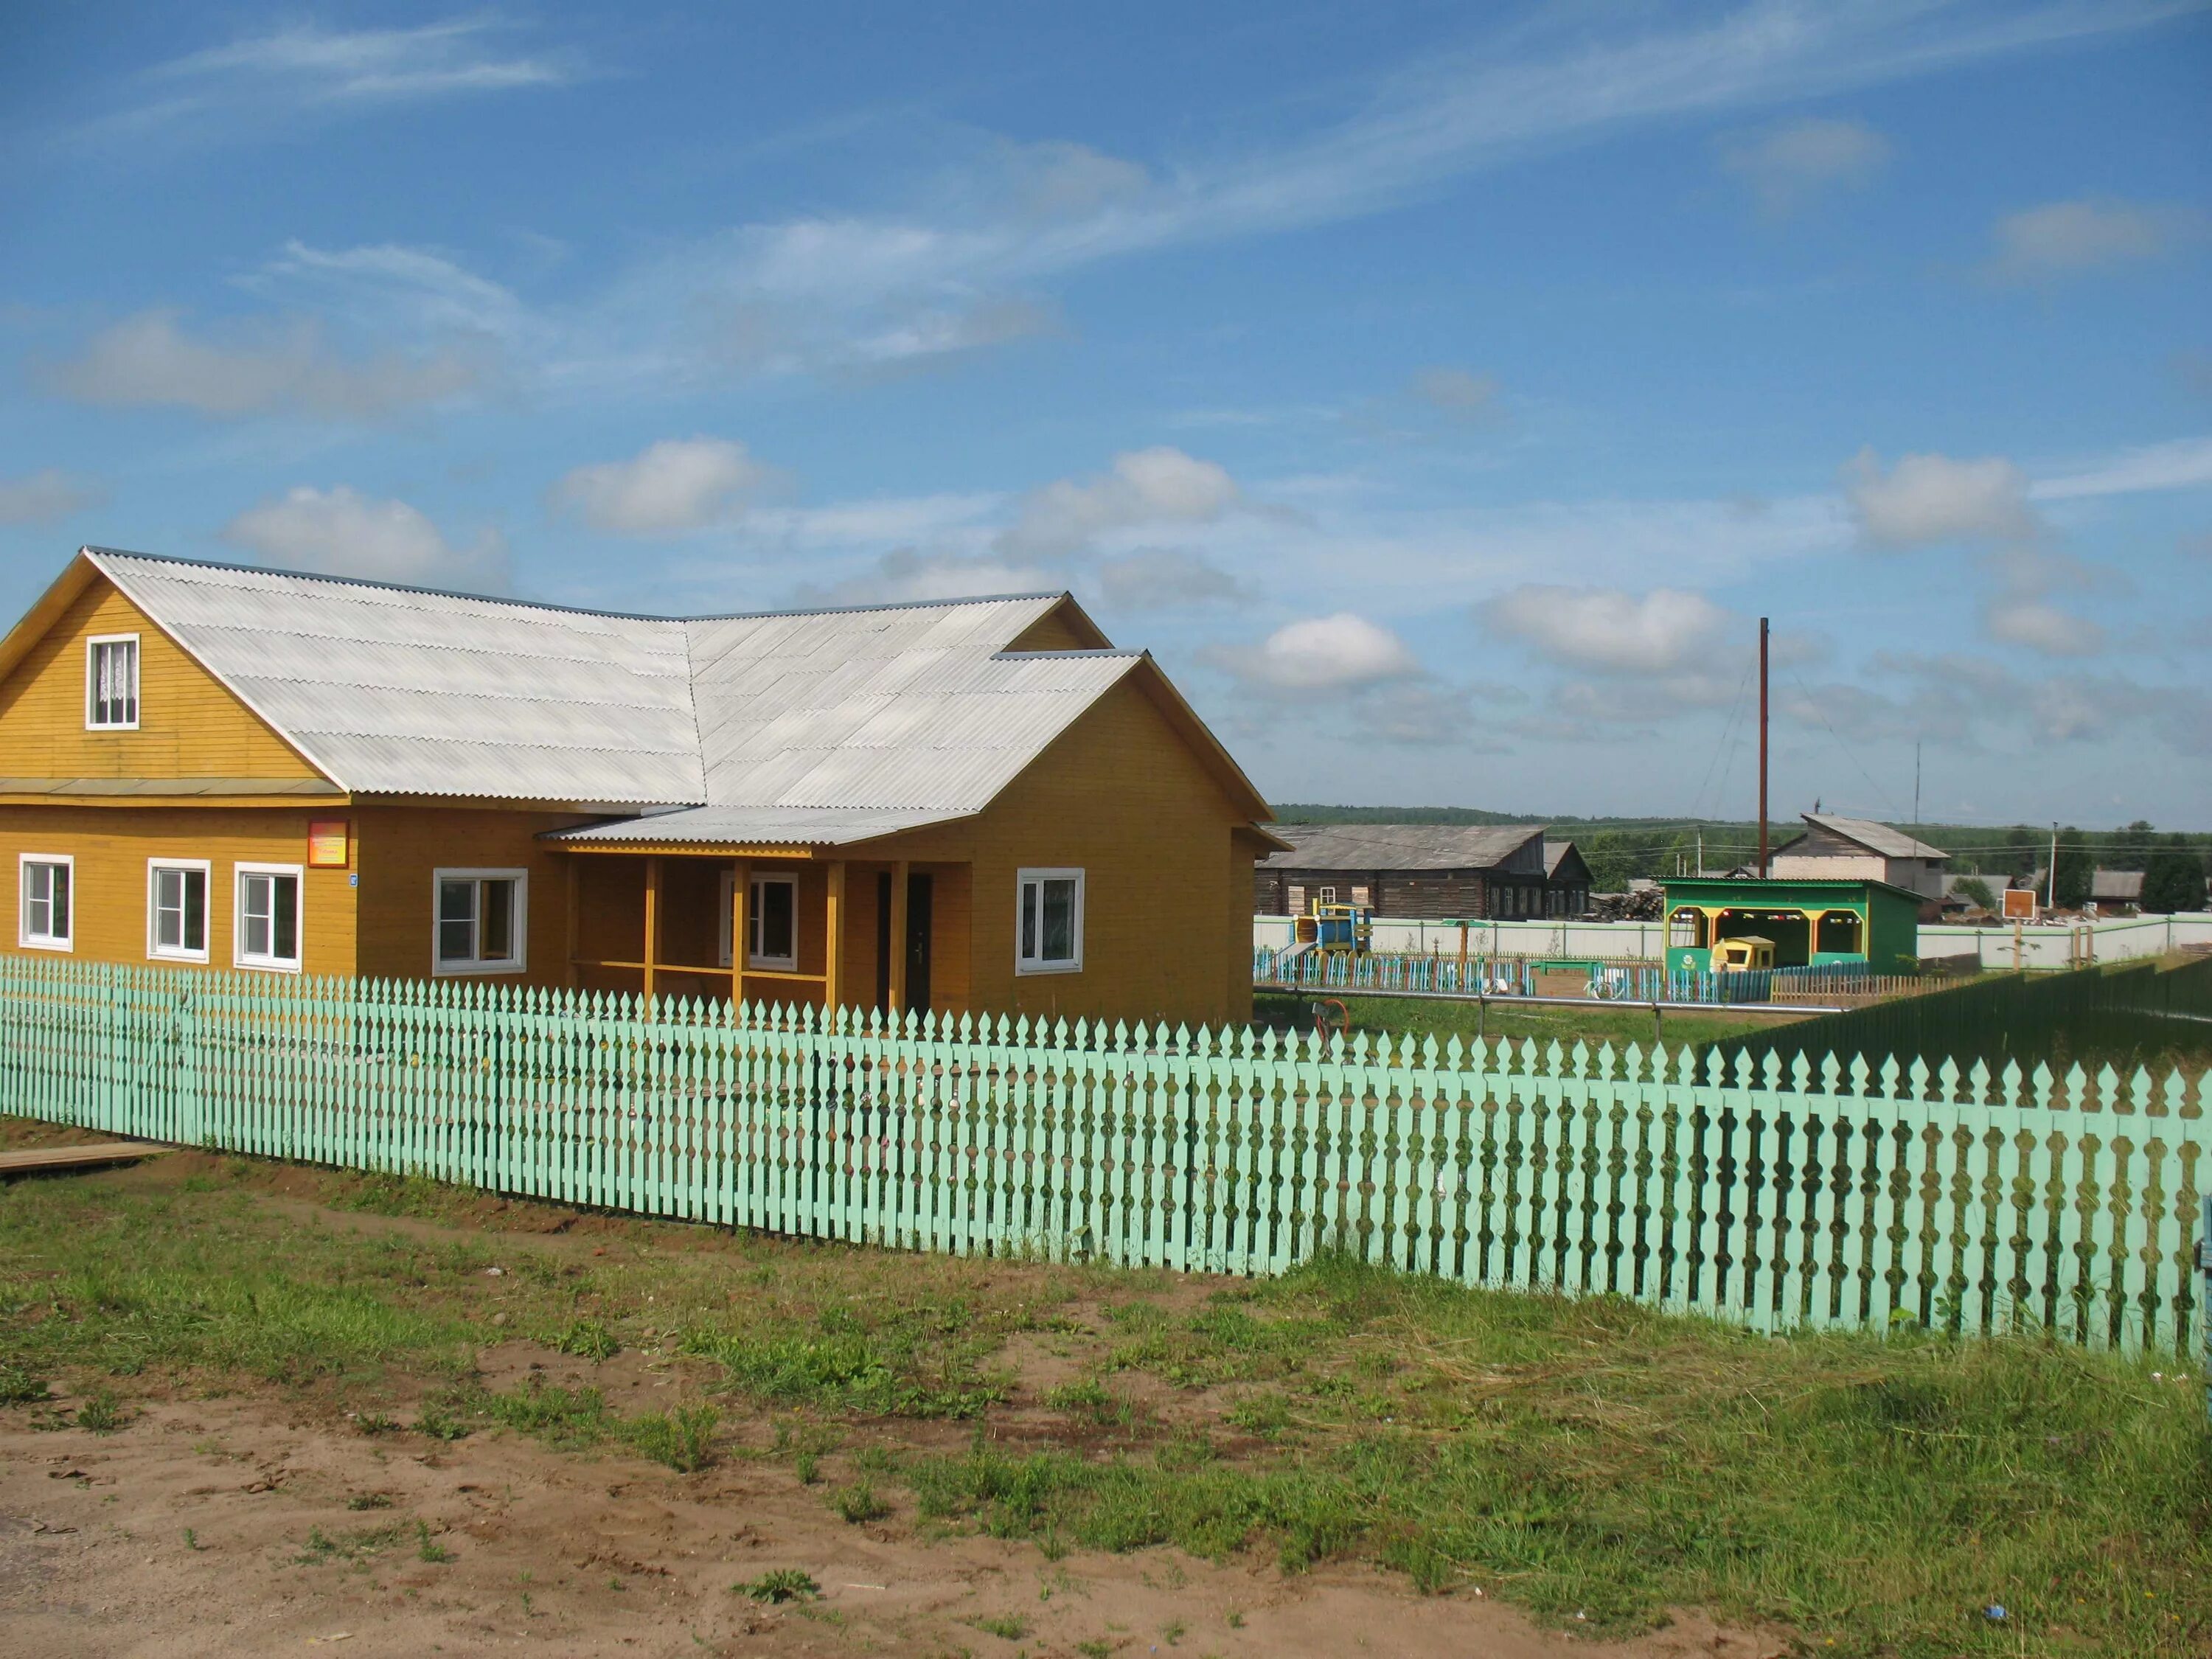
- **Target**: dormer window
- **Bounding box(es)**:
[87,636,139,729]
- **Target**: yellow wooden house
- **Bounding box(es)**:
[0,549,1282,1026]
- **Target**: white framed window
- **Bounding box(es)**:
[434,869,527,974]
[1016,868,1084,975]
[720,872,798,970]
[86,635,140,730]
[147,859,210,962]
[19,854,73,951]
[1317,885,1337,907]
[234,863,303,973]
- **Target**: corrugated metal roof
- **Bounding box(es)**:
[1795,813,1949,862]
[85,551,1152,832]
[1259,823,1546,872]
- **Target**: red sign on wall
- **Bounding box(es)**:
[307,820,350,869]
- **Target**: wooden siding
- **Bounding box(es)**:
[0,577,320,782]
[1253,865,1576,921]
[352,804,596,984]
[881,676,1254,1026]
[0,804,357,974]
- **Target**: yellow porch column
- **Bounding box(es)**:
[642,855,662,1003]
[887,858,910,1012]
[823,859,846,1015]
[728,858,748,1011]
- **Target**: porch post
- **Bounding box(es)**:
[728,858,748,1012]
[824,859,846,1016]
[888,858,910,1012]
[563,856,580,990]
[642,854,661,1003]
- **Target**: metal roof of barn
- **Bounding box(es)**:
[1258,823,1545,872]
[1781,813,1949,863]
[55,549,1245,843]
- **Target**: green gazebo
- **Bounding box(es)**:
[1659,875,1920,975]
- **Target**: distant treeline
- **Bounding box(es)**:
[1270,804,2212,903]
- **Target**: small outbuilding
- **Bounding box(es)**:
[1660,874,1920,975]
[1770,812,1947,900]
[1253,824,1550,919]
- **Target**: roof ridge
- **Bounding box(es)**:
[85,546,1067,626]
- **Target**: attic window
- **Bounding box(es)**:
[87,636,139,730]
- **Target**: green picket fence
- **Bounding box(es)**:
[2,953,2205,1352]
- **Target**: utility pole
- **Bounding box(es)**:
[1913,741,1921,829]
[2047,821,2059,911]
[1758,616,1770,878]
[1696,829,1704,877]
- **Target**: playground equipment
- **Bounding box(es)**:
[1292,900,1374,956]
[1713,934,1775,973]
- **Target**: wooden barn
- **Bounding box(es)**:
[0,549,1280,1026]
[1253,823,1587,919]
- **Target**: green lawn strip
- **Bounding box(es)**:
[1,1135,2205,1659]
[1253,991,1795,1054]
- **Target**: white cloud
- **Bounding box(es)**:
[1205,613,1419,692]
[1407,367,1501,420]
[795,548,1059,608]
[1984,598,2106,656]
[1481,585,1732,674]
[1093,549,1242,610]
[1001,448,1242,557]
[1819,650,2212,757]
[0,468,102,525]
[551,438,778,535]
[1987,198,2198,282]
[1845,447,2039,546]
[49,309,487,419]
[1719,116,1890,214]
[223,486,507,590]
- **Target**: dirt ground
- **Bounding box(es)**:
[0,1377,1781,1659]
[0,1133,1801,1658]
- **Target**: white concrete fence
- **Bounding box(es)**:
[1252,911,2212,971]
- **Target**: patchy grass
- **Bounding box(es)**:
[1,1127,2205,1658]
[737,1568,818,1604]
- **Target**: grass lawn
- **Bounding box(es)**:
[1253,990,1802,1054]
[2,1116,2206,1658]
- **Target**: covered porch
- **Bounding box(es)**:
[560,846,967,1013]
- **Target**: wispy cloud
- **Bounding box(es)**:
[81,14,580,144]
[191,3,2195,393]
[1717,116,1891,215]
[45,308,493,420]
[0,467,103,525]
[1984,197,2204,283]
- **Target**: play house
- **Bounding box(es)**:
[1660,874,1920,976]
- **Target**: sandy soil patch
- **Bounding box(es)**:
[1,1396,1784,1659]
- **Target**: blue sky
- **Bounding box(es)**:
[2,2,2208,827]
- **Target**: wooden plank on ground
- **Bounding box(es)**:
[0,1141,164,1177]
